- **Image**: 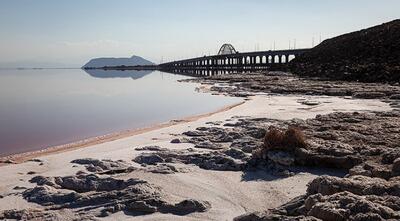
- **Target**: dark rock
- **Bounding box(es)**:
[392,158,400,176]
[390,94,400,100]
[23,173,211,218]
[183,130,206,137]
[23,185,81,206]
[134,149,246,171]
[28,159,43,163]
[134,154,164,165]
[194,141,223,150]
[127,201,157,213]
[267,151,295,166]
[307,175,400,197]
[170,138,181,144]
[71,158,131,173]
[167,199,211,215]
[231,138,261,153]
[13,186,27,190]
[54,174,146,193]
[0,209,60,220]
[305,191,400,221]
[135,146,166,151]
[353,92,386,99]
[224,148,248,160]
[30,176,56,186]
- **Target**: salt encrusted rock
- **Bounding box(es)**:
[163,199,211,215]
[353,92,386,99]
[23,185,81,206]
[267,151,295,166]
[134,154,164,165]
[23,173,211,218]
[194,141,223,150]
[135,145,167,151]
[71,158,131,173]
[0,208,77,220]
[306,175,400,197]
[134,149,246,171]
[183,130,206,137]
[390,94,400,100]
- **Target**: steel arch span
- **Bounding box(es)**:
[218,43,237,55]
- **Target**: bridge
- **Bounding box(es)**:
[159,44,310,75]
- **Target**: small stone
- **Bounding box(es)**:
[170,138,181,144]
[28,159,43,163]
[13,186,27,190]
[300,100,321,106]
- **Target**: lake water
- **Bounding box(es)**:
[0,69,241,156]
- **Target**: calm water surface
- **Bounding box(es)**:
[0,69,241,156]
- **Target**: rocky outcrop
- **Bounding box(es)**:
[236,175,400,221]
[71,158,133,174]
[133,148,247,171]
[23,173,210,219]
[290,20,400,83]
[0,208,94,221]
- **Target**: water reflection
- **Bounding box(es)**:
[0,69,241,156]
[161,69,256,77]
[84,69,154,80]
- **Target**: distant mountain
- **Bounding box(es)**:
[82,55,155,68]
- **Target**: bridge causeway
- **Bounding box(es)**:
[159,44,310,75]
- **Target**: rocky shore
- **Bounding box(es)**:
[181,71,400,220]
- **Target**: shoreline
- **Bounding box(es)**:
[0,100,245,165]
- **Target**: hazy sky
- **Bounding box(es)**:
[0,0,399,67]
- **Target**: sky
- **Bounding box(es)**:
[0,0,399,67]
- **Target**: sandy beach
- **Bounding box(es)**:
[0,91,391,220]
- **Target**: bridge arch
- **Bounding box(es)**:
[218,43,237,55]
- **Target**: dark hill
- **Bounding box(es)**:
[290,19,400,83]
